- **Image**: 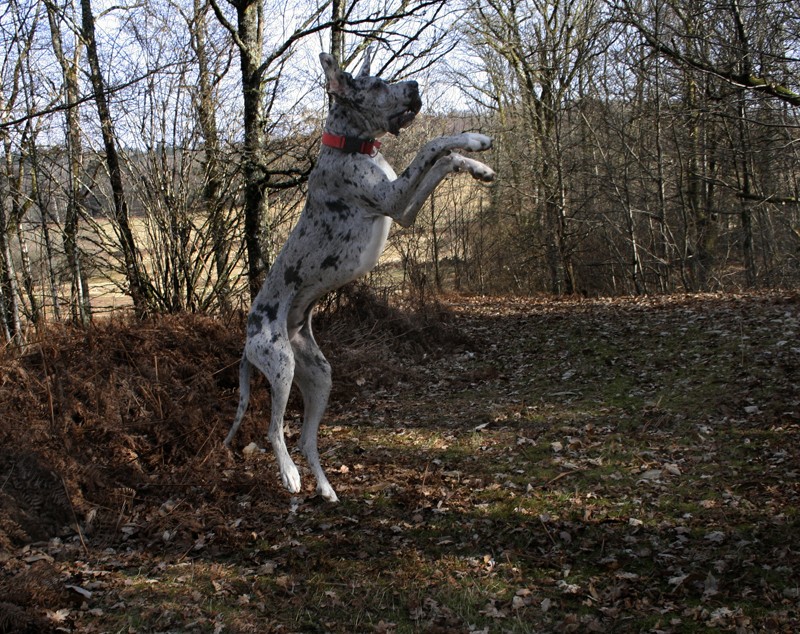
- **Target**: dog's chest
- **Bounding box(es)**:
[353,215,391,276]
[304,157,393,275]
[280,191,391,299]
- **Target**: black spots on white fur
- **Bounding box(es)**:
[256,301,279,322]
[247,311,263,336]
[326,199,351,218]
[321,255,339,270]
[284,264,304,289]
[319,221,334,242]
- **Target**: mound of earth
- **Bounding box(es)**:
[0,287,456,551]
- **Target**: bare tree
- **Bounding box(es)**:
[0,0,38,344]
[45,0,91,323]
[462,0,606,294]
[617,0,800,107]
[186,0,238,309]
[80,0,153,313]
[616,0,800,287]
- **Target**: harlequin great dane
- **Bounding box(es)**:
[224,49,495,501]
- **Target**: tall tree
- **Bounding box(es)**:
[80,0,152,313]
[45,0,91,323]
[188,0,235,309]
[210,0,269,298]
[0,0,37,344]
[463,0,605,293]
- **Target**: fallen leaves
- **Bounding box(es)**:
[0,292,798,632]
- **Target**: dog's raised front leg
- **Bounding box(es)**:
[379,133,493,224]
[391,153,495,228]
[394,133,492,187]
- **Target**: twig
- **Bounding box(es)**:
[0,461,15,493]
[539,515,557,546]
[61,475,89,557]
[38,348,58,435]
[542,469,584,487]
[421,461,431,488]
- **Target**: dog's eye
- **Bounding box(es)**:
[371,80,387,92]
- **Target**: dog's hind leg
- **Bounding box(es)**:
[247,332,302,494]
[291,321,337,501]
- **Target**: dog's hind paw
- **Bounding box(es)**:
[280,463,302,494]
[461,132,493,152]
[317,482,339,502]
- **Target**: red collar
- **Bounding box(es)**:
[321,131,381,156]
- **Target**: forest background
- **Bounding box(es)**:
[2,2,799,631]
[1,0,799,344]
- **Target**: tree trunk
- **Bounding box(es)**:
[46,0,91,324]
[0,194,22,345]
[191,0,232,310]
[684,73,715,290]
[80,0,150,313]
[330,0,346,64]
[1,145,22,342]
[30,150,62,320]
[231,0,268,299]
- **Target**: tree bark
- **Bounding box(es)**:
[330,0,346,64]
[80,0,150,313]
[190,0,233,310]
[46,0,91,323]
[232,0,269,299]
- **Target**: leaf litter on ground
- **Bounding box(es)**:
[0,290,798,632]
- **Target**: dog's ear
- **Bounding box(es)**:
[356,46,373,78]
[320,53,348,98]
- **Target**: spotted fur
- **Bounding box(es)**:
[224,49,495,501]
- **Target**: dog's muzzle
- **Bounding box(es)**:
[389,82,423,135]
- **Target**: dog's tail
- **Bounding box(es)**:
[223,350,252,447]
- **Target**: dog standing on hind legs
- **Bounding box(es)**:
[224,48,496,502]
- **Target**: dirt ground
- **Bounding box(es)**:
[0,290,798,632]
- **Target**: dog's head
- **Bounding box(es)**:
[320,49,422,138]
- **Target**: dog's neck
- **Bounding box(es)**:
[324,102,384,142]
[321,131,381,155]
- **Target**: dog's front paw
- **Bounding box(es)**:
[461,132,493,152]
[472,164,496,182]
[452,155,496,182]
